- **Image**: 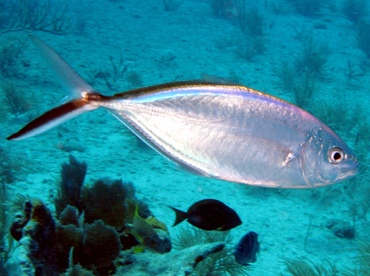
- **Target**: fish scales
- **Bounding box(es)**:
[99,84,329,187]
[7,37,358,189]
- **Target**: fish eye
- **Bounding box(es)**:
[328,147,344,164]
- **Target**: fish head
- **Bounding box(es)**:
[300,127,358,187]
[143,230,172,253]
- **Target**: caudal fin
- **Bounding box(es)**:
[7,37,100,141]
[7,99,93,140]
[168,206,188,227]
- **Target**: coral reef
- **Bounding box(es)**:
[74,220,121,272]
[55,155,87,215]
[8,155,171,275]
[4,155,250,275]
[82,178,135,228]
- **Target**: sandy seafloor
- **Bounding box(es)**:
[1,0,370,275]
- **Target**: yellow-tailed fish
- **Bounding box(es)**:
[130,204,171,253]
[7,36,358,188]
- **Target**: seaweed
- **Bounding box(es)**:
[126,70,143,88]
[93,53,128,92]
[236,37,266,62]
[275,62,317,108]
[282,257,338,276]
[0,0,73,35]
[236,2,264,37]
[0,147,14,184]
[291,72,316,108]
[354,239,370,275]
[0,181,8,274]
[2,82,33,117]
[0,36,25,78]
[294,36,331,79]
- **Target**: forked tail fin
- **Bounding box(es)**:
[7,36,100,141]
[29,35,94,98]
[7,98,94,140]
[168,206,188,227]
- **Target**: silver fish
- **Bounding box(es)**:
[7,36,358,188]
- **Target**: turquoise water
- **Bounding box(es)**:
[1,0,369,275]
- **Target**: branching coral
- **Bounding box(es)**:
[55,155,87,216]
[8,155,171,275]
[74,220,121,273]
[0,0,73,35]
[82,178,135,228]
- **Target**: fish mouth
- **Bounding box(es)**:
[338,166,359,181]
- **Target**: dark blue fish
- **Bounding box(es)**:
[169,199,241,231]
[234,231,260,266]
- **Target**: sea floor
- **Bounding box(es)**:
[1,0,370,275]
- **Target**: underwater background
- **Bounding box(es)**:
[1,0,370,275]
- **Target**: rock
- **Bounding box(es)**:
[116,242,225,275]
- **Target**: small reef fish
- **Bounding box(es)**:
[169,199,241,231]
[130,205,171,253]
[7,37,358,188]
[234,231,260,266]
